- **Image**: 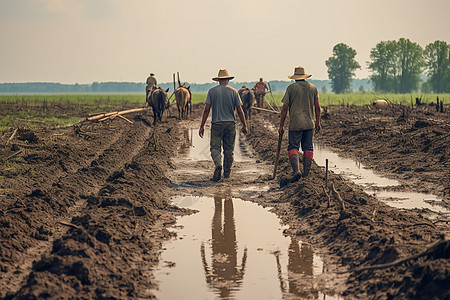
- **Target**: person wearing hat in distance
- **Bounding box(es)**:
[199,69,248,182]
[278,66,321,182]
[145,73,157,100]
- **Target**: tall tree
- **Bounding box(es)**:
[397,38,424,93]
[368,38,424,93]
[368,40,399,92]
[424,40,450,93]
[326,43,361,94]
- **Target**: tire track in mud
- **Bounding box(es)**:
[1,115,164,298]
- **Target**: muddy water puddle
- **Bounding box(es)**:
[153,127,339,299]
[153,195,337,300]
[314,143,448,213]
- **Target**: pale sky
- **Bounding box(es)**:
[1,0,449,84]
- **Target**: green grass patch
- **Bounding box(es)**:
[0,94,145,105]
[0,94,146,131]
[1,93,447,132]
[191,93,207,104]
[266,92,448,107]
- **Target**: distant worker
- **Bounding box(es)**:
[278,66,321,182]
[252,78,269,107]
[146,73,157,100]
[199,69,248,182]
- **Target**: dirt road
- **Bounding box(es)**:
[0,102,448,299]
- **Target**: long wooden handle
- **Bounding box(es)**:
[272,133,283,179]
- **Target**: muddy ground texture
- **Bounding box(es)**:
[0,101,449,299]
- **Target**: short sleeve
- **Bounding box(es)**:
[234,90,242,107]
[281,88,290,106]
[313,85,318,100]
[205,90,212,104]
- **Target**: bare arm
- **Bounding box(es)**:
[314,97,321,130]
[278,104,288,136]
[236,106,248,134]
[199,104,211,138]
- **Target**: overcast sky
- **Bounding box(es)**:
[1,0,449,84]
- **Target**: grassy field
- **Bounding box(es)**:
[192,92,447,106]
[1,92,446,106]
[0,93,447,132]
[266,92,447,107]
[0,94,144,131]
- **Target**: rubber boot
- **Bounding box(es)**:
[303,155,312,177]
[289,154,302,183]
[223,159,233,178]
[211,165,222,182]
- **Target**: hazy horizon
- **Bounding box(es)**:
[1,0,449,84]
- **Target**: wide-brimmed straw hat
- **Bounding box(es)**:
[288,67,311,80]
[212,69,234,81]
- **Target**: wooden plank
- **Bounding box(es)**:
[87,107,148,121]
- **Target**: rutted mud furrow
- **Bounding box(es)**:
[0,115,165,298]
[4,114,186,299]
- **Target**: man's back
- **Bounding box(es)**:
[206,85,242,123]
[147,76,157,86]
[282,81,318,131]
[253,81,267,93]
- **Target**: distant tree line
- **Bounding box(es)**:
[2,79,371,94]
[326,39,450,94]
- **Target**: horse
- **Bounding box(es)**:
[147,87,169,125]
[238,87,255,120]
[175,85,191,120]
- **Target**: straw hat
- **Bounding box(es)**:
[288,67,311,80]
[212,69,234,81]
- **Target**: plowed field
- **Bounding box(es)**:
[1,101,448,299]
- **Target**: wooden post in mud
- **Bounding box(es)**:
[325,159,329,188]
[272,133,283,179]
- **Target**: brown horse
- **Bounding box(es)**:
[147,87,169,125]
[238,87,255,120]
[175,86,191,120]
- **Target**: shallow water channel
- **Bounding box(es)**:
[153,128,338,299]
[154,195,334,299]
[313,144,448,214]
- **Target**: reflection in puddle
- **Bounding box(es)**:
[179,128,251,162]
[314,143,448,213]
[154,194,336,299]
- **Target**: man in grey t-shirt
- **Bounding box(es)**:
[199,69,248,182]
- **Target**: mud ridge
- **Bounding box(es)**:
[245,107,449,299]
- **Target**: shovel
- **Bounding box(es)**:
[272,132,283,179]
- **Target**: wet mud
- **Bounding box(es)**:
[0,101,449,299]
